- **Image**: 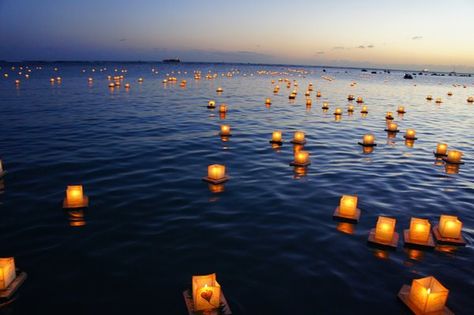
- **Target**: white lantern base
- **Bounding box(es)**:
[333,207,361,223]
[367,228,399,249]
[202,176,229,185]
[403,230,435,249]
[0,270,27,304]
[63,196,89,209]
[432,225,467,246]
[397,284,453,315]
[183,289,232,315]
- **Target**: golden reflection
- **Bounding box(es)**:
[219,112,226,120]
[336,222,355,235]
[405,139,415,147]
[208,183,225,193]
[434,158,444,166]
[334,115,341,122]
[67,209,86,227]
[405,248,424,261]
[293,166,307,178]
[271,143,282,151]
[361,113,368,118]
[435,245,458,255]
[363,146,374,154]
[373,249,390,260]
[387,132,396,139]
[293,144,304,153]
[445,164,460,174]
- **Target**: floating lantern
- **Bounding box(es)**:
[290,150,310,167]
[305,90,310,97]
[432,215,466,246]
[433,143,447,157]
[291,131,306,145]
[50,77,55,83]
[385,112,394,120]
[404,217,434,248]
[124,83,130,89]
[289,92,296,100]
[216,87,223,93]
[14,79,20,85]
[322,102,329,110]
[192,274,222,311]
[426,95,433,101]
[334,108,342,115]
[138,77,144,83]
[207,100,216,109]
[467,96,474,103]
[273,87,279,94]
[347,105,354,113]
[63,185,89,209]
[219,104,227,113]
[306,98,312,106]
[360,105,368,114]
[0,257,16,290]
[219,125,231,137]
[108,82,115,88]
[403,129,417,140]
[269,131,283,145]
[398,276,451,314]
[447,91,452,96]
[333,195,360,222]
[56,77,62,82]
[444,150,463,164]
[88,77,93,83]
[316,91,321,97]
[347,94,355,101]
[358,134,376,147]
[385,122,399,133]
[180,80,187,87]
[368,216,398,248]
[396,106,406,114]
[163,79,168,84]
[265,98,272,105]
[435,98,442,104]
[356,96,364,103]
[203,164,228,184]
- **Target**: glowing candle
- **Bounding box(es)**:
[408,276,449,313]
[322,102,329,109]
[316,91,321,97]
[293,131,305,144]
[219,104,227,113]
[375,216,396,243]
[306,98,312,106]
[435,98,442,104]
[208,164,226,181]
[467,96,474,103]
[387,122,398,132]
[220,125,231,136]
[347,105,354,112]
[362,134,375,146]
[446,150,462,163]
[138,77,144,82]
[216,87,223,93]
[347,94,355,101]
[271,131,282,143]
[438,215,462,239]
[192,274,221,311]
[0,257,16,290]
[409,218,431,242]
[435,143,447,156]
[265,98,272,105]
[426,95,433,100]
[386,112,394,119]
[64,185,88,208]
[361,106,368,113]
[339,195,358,217]
[294,151,310,165]
[404,129,416,140]
[208,100,216,108]
[356,96,364,103]
[334,108,342,115]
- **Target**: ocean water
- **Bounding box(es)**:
[0,63,473,314]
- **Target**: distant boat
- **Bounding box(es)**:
[163,58,181,63]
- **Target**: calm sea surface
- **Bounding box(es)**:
[0,63,473,314]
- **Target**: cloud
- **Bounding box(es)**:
[367,44,375,48]
[357,45,365,49]
[315,51,325,55]
[412,36,423,40]
[332,46,345,50]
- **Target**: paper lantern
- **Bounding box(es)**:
[408,276,449,313]
[63,185,89,209]
[203,164,228,184]
[356,96,364,103]
[404,129,417,140]
[265,98,272,105]
[316,91,321,97]
[219,104,227,113]
[435,143,448,156]
[385,122,399,132]
[438,215,462,239]
[467,96,474,103]
[208,100,216,109]
[338,195,358,217]
[347,105,354,112]
[88,77,93,82]
[216,87,223,93]
[138,77,144,82]
[445,150,463,164]
[50,77,55,83]
[360,106,368,113]
[447,91,452,96]
[291,131,306,144]
[108,82,115,88]
[0,257,16,290]
[334,108,342,115]
[305,90,310,96]
[408,218,431,243]
[374,216,396,243]
[385,112,394,120]
[397,106,406,113]
[358,134,376,147]
[192,274,221,311]
[124,83,130,89]
[306,98,312,106]
[220,125,231,137]
[435,98,442,104]
[270,131,282,144]
[321,102,329,110]
[347,94,355,101]
[291,151,310,167]
[289,92,296,100]
[15,79,20,85]
[426,95,433,100]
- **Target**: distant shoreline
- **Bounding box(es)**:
[0,60,472,76]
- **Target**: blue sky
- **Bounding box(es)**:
[1,0,473,71]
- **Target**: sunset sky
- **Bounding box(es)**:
[1,0,473,71]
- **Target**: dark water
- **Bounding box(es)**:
[0,63,473,314]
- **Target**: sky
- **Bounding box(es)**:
[0,0,473,72]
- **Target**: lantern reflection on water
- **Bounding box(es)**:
[291,131,306,145]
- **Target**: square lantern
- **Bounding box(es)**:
[398,276,451,314]
[289,151,310,167]
[434,143,448,157]
[432,215,466,246]
[291,131,306,145]
[368,216,398,248]
[404,218,435,248]
[444,150,464,164]
[269,131,283,145]
[333,195,360,222]
[358,134,376,147]
[63,185,89,209]
[192,274,221,311]
[0,258,16,290]
[203,164,228,184]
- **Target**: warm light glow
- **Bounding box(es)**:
[208,164,226,181]
[375,216,396,243]
[386,112,393,119]
[405,129,416,139]
[397,106,405,113]
[409,217,431,242]
[294,151,309,164]
[438,215,462,239]
[306,98,312,106]
[356,96,364,103]
[409,276,449,313]
[208,100,216,108]
[220,125,231,136]
[348,105,354,112]
[322,102,329,109]
[66,185,85,207]
[219,104,227,113]
[0,160,3,173]
[435,143,447,155]
[216,87,223,93]
[363,134,375,145]
[387,122,398,132]
[334,108,342,115]
[192,273,221,311]
[272,131,282,142]
[0,257,16,290]
[446,150,462,163]
[293,131,305,143]
[265,98,272,105]
[339,195,358,216]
